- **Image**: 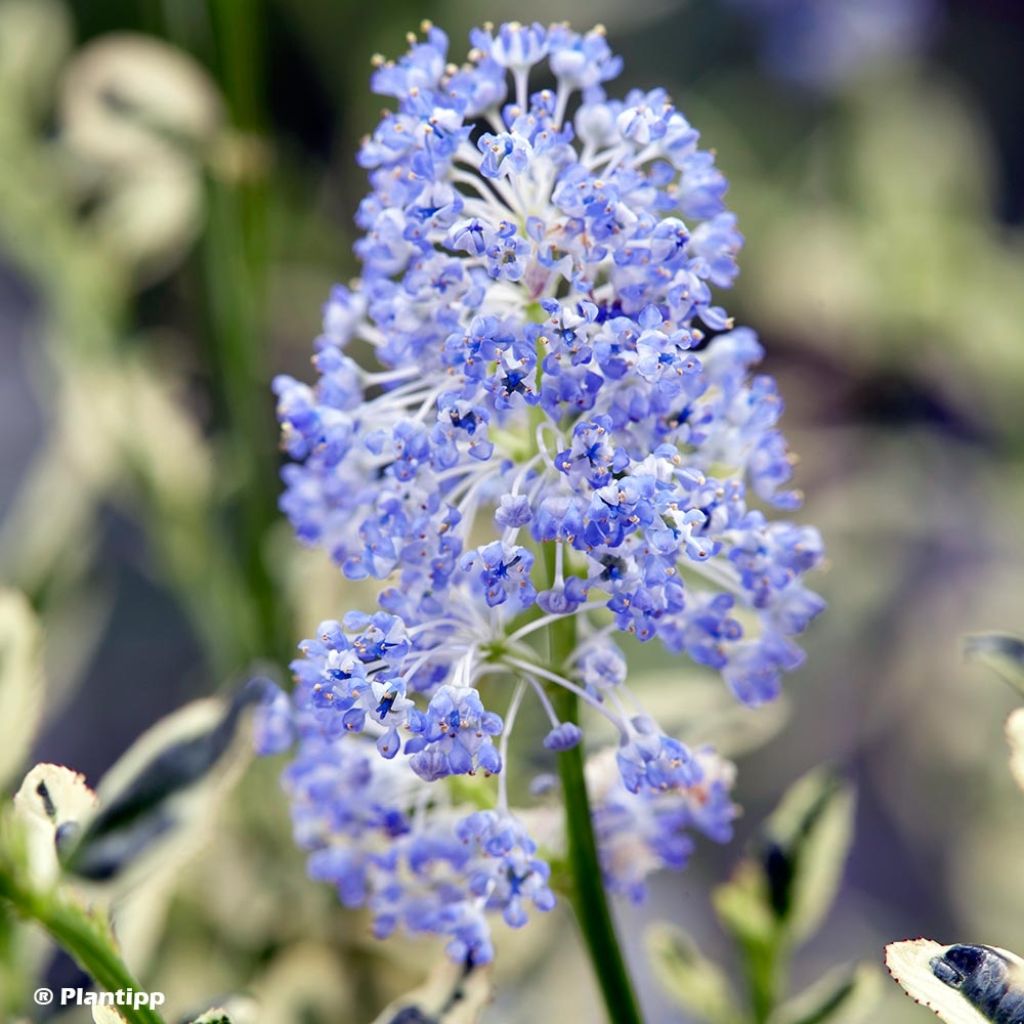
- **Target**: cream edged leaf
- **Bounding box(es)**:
[647,922,743,1024]
[885,939,1024,1024]
[370,957,492,1024]
[763,767,856,943]
[1006,709,1024,794]
[770,961,881,1024]
[12,763,97,887]
[0,589,45,788]
[965,634,1024,697]
[61,683,265,890]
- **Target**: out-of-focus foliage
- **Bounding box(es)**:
[886,628,1024,1023]
[0,613,265,1023]
[0,590,44,788]
[58,33,224,279]
[649,925,745,1024]
[770,964,881,1024]
[965,634,1024,698]
[758,769,856,945]
[964,632,1024,796]
[1007,711,1024,795]
[0,0,291,698]
[650,768,880,1024]
[369,959,493,1024]
[744,79,1024,422]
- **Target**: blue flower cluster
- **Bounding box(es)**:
[275,711,554,962]
[262,20,823,963]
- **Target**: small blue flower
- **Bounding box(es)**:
[472,22,549,71]
[616,722,701,795]
[478,133,532,179]
[548,24,622,90]
[544,722,583,751]
[495,493,533,528]
[460,542,537,608]
[578,641,628,695]
[406,685,504,780]
[252,683,293,756]
[457,810,556,926]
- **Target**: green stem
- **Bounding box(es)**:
[0,869,164,1024]
[543,551,645,1024]
[199,0,292,670]
[744,935,783,1024]
[0,901,23,1018]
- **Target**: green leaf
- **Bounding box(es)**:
[713,858,781,1023]
[710,769,858,1023]
[770,963,881,1024]
[647,923,744,1024]
[760,768,856,944]
[0,589,45,788]
[370,957,493,1024]
[964,633,1024,696]
[713,859,776,948]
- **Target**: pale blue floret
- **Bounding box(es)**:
[544,722,584,751]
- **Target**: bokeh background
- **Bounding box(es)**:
[2,0,1024,1021]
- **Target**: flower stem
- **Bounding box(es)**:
[544,553,645,1024]
[0,867,164,1024]
[200,0,293,672]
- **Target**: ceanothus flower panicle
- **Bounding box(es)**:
[259,20,824,964]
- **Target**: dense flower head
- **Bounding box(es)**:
[263,20,823,964]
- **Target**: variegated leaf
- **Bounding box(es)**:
[0,589,45,787]
[12,763,96,888]
[771,962,881,1024]
[761,768,855,943]
[647,922,743,1024]
[965,634,1024,697]
[370,957,492,1024]
[1006,709,1024,794]
[886,939,1024,1024]
[61,682,267,889]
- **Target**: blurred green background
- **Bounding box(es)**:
[2,0,1023,1021]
